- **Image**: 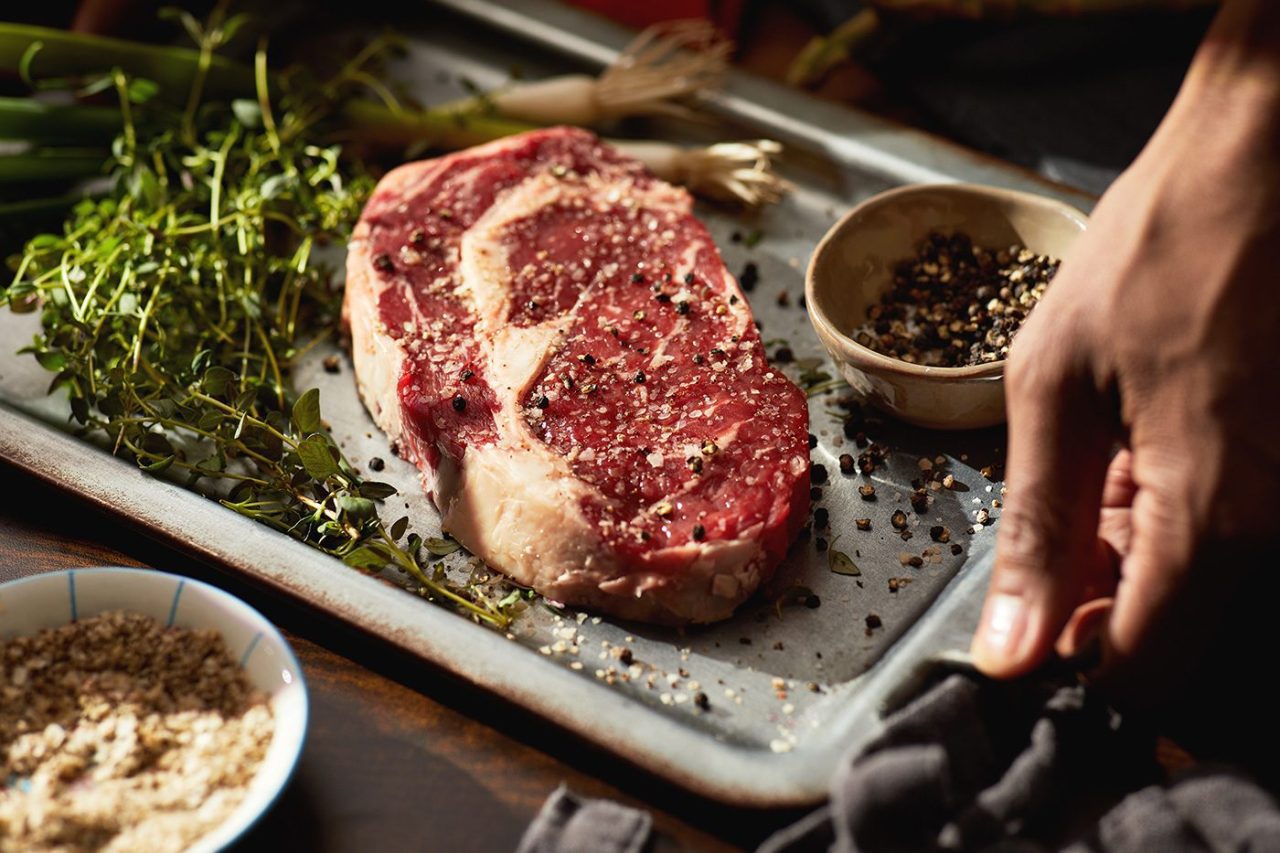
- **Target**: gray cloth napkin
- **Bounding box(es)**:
[518,674,1280,852]
[517,784,652,853]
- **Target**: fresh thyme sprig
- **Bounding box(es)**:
[1,20,510,627]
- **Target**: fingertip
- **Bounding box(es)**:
[969,591,1040,678]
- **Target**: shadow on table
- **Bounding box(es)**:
[234,684,528,852]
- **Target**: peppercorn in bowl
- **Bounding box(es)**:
[0,567,308,853]
[805,183,1087,429]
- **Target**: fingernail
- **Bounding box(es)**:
[978,593,1027,656]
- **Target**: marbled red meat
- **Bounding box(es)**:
[344,127,809,623]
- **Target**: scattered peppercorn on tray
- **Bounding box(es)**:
[0,0,1095,806]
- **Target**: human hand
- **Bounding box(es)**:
[969,0,1280,705]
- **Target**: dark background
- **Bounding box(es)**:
[8,0,1215,194]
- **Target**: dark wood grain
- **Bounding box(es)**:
[0,462,808,851]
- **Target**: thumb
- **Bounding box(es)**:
[970,353,1113,678]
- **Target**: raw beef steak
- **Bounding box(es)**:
[345,127,809,623]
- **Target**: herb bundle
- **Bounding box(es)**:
[0,15,510,626]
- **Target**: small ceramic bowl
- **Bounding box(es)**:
[0,567,308,852]
[805,183,1088,429]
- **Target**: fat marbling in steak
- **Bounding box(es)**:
[344,127,809,623]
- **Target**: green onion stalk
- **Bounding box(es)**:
[438,19,730,126]
[0,97,122,144]
[0,19,788,208]
[0,22,255,97]
[0,148,109,183]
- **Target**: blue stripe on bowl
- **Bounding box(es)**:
[67,570,77,621]
[167,579,186,627]
[239,631,264,668]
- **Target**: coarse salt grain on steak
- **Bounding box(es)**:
[344,127,809,624]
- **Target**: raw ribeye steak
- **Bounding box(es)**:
[345,127,809,623]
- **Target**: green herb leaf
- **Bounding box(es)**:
[140,454,174,472]
[423,536,462,557]
[68,395,90,425]
[34,350,66,371]
[140,432,174,457]
[342,545,390,570]
[829,549,861,576]
[798,366,833,389]
[292,387,322,434]
[203,366,236,397]
[27,233,62,251]
[231,98,263,128]
[358,480,397,500]
[217,13,254,43]
[338,495,376,521]
[297,435,338,479]
[773,584,816,619]
[127,78,160,104]
[158,6,206,44]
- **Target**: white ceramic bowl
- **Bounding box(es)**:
[0,567,308,852]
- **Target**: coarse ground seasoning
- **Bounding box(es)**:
[853,231,1060,367]
[0,611,274,853]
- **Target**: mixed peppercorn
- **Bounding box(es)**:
[853,231,1060,367]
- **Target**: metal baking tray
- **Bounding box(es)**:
[0,0,1094,806]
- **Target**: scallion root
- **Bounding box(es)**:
[489,20,730,125]
[615,138,789,208]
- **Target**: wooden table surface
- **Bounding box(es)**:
[0,465,814,852]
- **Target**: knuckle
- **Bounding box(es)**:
[1005,339,1077,402]
[1004,355,1047,401]
[997,504,1071,574]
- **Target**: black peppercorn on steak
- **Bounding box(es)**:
[344,127,810,624]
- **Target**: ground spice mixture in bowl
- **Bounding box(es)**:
[805,183,1088,429]
[0,568,307,853]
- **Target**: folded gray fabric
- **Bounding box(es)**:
[518,674,1280,852]
[763,673,1280,852]
[516,784,652,853]
[1072,770,1280,853]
